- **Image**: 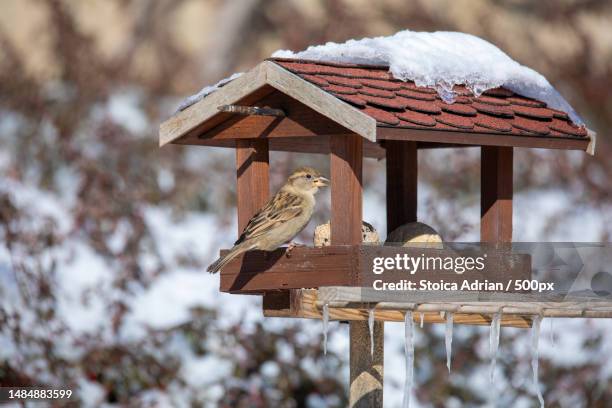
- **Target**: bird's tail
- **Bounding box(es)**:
[207,243,255,274]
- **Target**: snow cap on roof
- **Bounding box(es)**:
[272,59,588,139]
[273,30,583,125]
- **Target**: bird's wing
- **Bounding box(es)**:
[235,191,305,245]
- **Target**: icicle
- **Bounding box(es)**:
[403,311,414,408]
[531,315,544,408]
[489,312,502,382]
[419,312,425,328]
[445,312,454,373]
[322,303,329,355]
[368,309,375,356]
[549,318,555,347]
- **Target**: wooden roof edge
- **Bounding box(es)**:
[377,126,593,152]
[159,63,267,147]
[159,61,376,147]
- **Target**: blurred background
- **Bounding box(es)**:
[1,0,611,406]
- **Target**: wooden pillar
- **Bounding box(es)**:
[330,134,363,243]
[236,139,269,233]
[349,320,384,408]
[481,146,513,242]
[385,141,417,233]
[330,134,382,407]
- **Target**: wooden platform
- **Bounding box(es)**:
[219,244,531,293]
[263,287,612,328]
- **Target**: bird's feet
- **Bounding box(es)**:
[285,242,305,258]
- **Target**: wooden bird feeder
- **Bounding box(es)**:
[160,58,602,406]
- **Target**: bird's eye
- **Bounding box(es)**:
[306,174,312,179]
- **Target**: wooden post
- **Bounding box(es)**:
[235,139,269,233]
[349,320,384,407]
[481,146,513,242]
[385,140,417,233]
[330,134,363,244]
[330,134,382,407]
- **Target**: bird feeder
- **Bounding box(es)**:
[160,58,601,406]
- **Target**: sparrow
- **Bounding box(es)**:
[313,221,380,246]
[207,167,329,273]
[385,222,443,248]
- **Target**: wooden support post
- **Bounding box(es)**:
[481,146,513,242]
[331,134,382,407]
[235,139,269,233]
[385,141,417,233]
[330,134,363,244]
[350,320,384,407]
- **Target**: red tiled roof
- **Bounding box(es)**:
[270,58,587,138]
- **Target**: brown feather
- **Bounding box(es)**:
[235,190,305,245]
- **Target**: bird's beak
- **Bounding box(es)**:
[315,176,330,187]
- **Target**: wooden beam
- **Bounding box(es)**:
[236,139,269,233]
[330,134,363,244]
[220,245,531,293]
[219,246,359,292]
[174,136,386,159]
[201,91,349,141]
[481,146,513,242]
[350,321,383,408]
[378,126,590,152]
[218,104,285,117]
[385,141,417,233]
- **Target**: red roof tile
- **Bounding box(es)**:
[454,96,473,104]
[334,93,367,107]
[451,85,473,96]
[511,116,550,135]
[326,84,359,95]
[360,78,402,91]
[397,110,437,127]
[472,102,514,118]
[402,82,437,94]
[436,112,474,129]
[474,116,513,132]
[437,101,477,116]
[271,59,586,139]
[362,106,400,125]
[302,74,330,87]
[549,119,587,137]
[405,99,441,114]
[476,95,511,106]
[323,75,362,88]
[513,105,554,120]
[360,86,395,98]
[362,94,408,110]
[483,88,514,97]
[397,89,436,101]
[507,96,546,108]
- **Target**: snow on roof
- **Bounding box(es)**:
[273,30,583,125]
[270,59,588,138]
[176,72,243,112]
[176,30,584,131]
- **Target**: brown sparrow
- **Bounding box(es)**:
[207,167,329,273]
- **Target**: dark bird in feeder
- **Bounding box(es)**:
[207,167,329,273]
